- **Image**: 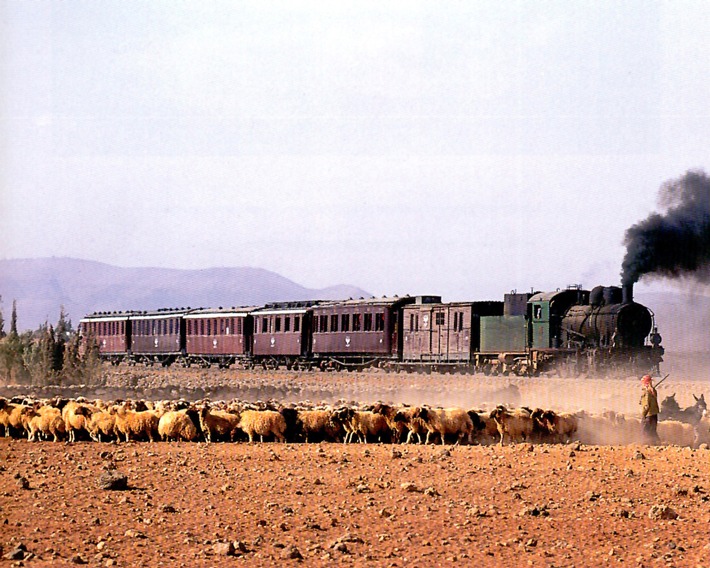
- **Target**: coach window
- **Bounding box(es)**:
[262,317,269,334]
[330,314,338,332]
[294,315,300,332]
[364,313,372,332]
[284,316,291,332]
[341,314,350,332]
[375,313,385,332]
[352,313,361,332]
[275,316,281,332]
[436,312,445,326]
[320,315,328,332]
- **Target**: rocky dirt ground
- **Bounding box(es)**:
[1,366,709,567]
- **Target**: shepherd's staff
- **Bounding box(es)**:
[653,373,670,388]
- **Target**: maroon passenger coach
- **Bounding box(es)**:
[184,307,255,368]
[78,312,133,365]
[311,296,416,370]
[251,301,320,370]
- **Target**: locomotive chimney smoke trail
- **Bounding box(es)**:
[621,169,710,286]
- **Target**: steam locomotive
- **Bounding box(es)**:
[79,283,663,377]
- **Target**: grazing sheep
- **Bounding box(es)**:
[21,404,66,442]
[489,406,533,446]
[372,403,410,443]
[411,406,474,445]
[279,407,301,442]
[86,410,117,443]
[113,403,160,442]
[330,408,389,444]
[657,419,697,447]
[389,407,429,444]
[543,410,578,444]
[238,410,287,443]
[296,409,341,443]
[62,400,99,443]
[695,415,710,447]
[0,399,30,438]
[199,405,241,442]
[158,408,201,442]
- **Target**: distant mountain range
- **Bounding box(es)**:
[0,258,707,354]
[0,258,371,333]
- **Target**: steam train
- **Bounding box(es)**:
[79,283,663,377]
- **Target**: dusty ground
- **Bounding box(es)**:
[1,365,709,567]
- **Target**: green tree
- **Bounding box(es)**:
[0,332,25,384]
[0,295,6,339]
[22,324,57,385]
[10,300,18,337]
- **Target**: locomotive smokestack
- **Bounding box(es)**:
[621,169,710,285]
[622,282,633,304]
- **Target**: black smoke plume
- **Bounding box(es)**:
[621,170,710,285]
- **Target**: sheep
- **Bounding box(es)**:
[158,408,201,442]
[541,410,578,444]
[330,407,389,444]
[20,404,66,442]
[575,411,643,445]
[410,406,474,445]
[2,402,31,438]
[695,415,710,447]
[199,405,241,442]
[657,419,697,448]
[372,403,410,443]
[62,400,98,443]
[389,407,429,444]
[86,409,117,443]
[113,403,160,442]
[296,409,342,443]
[489,406,533,446]
[237,410,287,443]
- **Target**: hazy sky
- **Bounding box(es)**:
[2,1,710,301]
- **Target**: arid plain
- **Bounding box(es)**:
[1,359,709,567]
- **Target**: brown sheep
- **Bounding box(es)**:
[330,408,389,444]
[489,405,533,446]
[1,401,30,438]
[411,406,474,445]
[238,410,287,443]
[113,404,160,442]
[158,408,201,442]
[372,403,411,443]
[296,410,342,443]
[199,405,241,442]
[539,410,579,444]
[21,404,66,442]
[87,410,117,443]
[62,400,97,443]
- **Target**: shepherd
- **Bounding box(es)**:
[639,374,661,444]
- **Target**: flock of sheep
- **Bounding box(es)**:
[1,395,709,448]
